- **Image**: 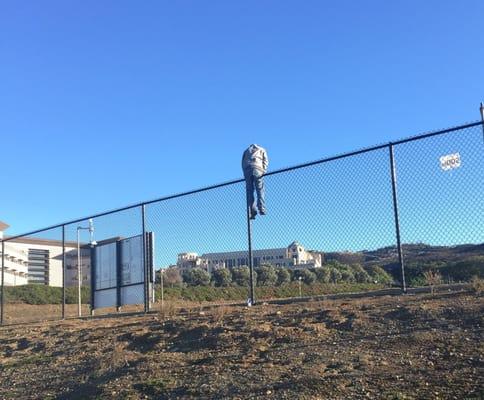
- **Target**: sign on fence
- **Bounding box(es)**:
[439,152,461,171]
[91,233,154,310]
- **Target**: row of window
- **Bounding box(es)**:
[205,255,292,268]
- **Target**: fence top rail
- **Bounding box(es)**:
[2,120,482,242]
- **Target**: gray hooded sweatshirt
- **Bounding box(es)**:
[242,144,269,174]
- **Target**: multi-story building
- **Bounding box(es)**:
[0,222,30,286]
[177,241,323,271]
[0,221,91,287]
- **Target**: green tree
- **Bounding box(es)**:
[441,257,484,281]
[351,264,372,283]
[315,267,331,283]
[325,260,348,271]
[256,265,277,286]
[340,269,355,283]
[161,268,183,287]
[231,266,257,286]
[329,267,342,283]
[367,265,393,284]
[276,268,291,286]
[300,269,317,285]
[212,268,232,287]
[184,268,211,286]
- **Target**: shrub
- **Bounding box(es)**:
[367,265,393,285]
[441,257,484,282]
[341,269,356,283]
[410,276,426,287]
[299,269,317,285]
[329,267,342,283]
[5,284,90,305]
[232,266,250,286]
[351,264,372,283]
[470,276,484,295]
[256,265,277,286]
[315,267,331,283]
[276,268,291,286]
[184,268,211,286]
[324,260,348,271]
[423,270,442,293]
[211,268,232,287]
[161,268,183,287]
[65,286,91,304]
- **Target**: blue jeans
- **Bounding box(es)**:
[244,168,266,216]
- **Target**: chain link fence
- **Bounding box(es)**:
[1,121,483,325]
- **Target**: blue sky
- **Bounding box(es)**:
[1,0,483,241]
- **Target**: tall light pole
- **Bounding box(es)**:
[298,276,302,298]
[77,219,96,317]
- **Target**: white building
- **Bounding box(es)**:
[177,241,323,271]
[0,222,30,286]
[0,221,91,287]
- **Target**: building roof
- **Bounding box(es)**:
[0,221,10,232]
[4,235,121,248]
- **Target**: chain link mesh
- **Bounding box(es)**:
[394,124,484,287]
[1,227,63,324]
[1,122,483,325]
[64,207,144,318]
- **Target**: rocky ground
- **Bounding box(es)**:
[0,290,482,399]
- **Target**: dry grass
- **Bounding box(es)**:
[423,270,443,294]
[470,276,484,295]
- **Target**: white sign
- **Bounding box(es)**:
[440,153,461,171]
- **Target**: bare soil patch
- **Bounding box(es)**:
[0,290,482,399]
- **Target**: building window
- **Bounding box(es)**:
[28,249,49,285]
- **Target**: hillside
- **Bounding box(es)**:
[325,242,484,282]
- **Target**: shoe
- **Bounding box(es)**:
[259,209,266,216]
[250,207,258,219]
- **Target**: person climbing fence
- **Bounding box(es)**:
[241,144,269,219]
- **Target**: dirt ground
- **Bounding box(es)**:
[0,290,482,399]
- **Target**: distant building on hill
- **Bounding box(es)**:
[177,241,322,271]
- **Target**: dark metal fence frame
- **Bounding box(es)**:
[1,120,483,324]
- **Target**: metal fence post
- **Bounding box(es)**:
[389,143,407,293]
[160,268,164,315]
[91,244,98,315]
[62,225,66,319]
[142,204,149,313]
[480,102,484,142]
[1,240,4,325]
[246,205,255,305]
[115,241,121,312]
